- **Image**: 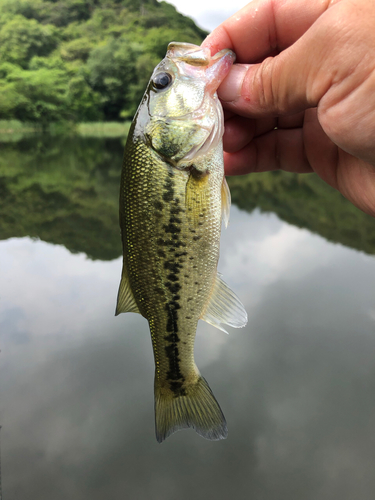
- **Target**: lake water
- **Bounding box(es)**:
[1,135,375,499]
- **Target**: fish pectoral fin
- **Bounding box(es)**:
[115,265,140,316]
[200,273,247,333]
[221,176,231,228]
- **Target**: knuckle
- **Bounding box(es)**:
[253,57,284,114]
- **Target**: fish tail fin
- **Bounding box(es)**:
[154,375,227,443]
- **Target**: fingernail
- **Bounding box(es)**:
[218,65,248,102]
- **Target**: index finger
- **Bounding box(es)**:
[202,0,332,63]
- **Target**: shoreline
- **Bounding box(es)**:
[0,120,131,140]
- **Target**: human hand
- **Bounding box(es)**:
[202,0,375,217]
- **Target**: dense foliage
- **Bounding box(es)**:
[1,135,375,260]
[0,0,207,124]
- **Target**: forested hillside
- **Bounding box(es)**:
[0,0,206,124]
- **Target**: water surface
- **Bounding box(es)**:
[1,136,375,499]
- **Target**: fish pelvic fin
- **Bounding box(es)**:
[115,264,140,316]
[154,375,227,443]
[200,273,248,333]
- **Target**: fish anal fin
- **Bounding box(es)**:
[221,176,231,228]
[200,273,247,332]
[115,264,140,316]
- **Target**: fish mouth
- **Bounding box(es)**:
[204,49,236,96]
[168,44,235,164]
[166,43,235,100]
[167,42,212,67]
[167,43,236,71]
[167,43,236,95]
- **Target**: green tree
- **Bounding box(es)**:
[87,37,144,120]
[0,15,58,68]
[66,75,103,121]
[0,64,69,123]
[0,0,208,123]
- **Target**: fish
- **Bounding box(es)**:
[116,42,247,443]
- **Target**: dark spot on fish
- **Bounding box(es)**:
[154,201,163,211]
[184,274,189,278]
[164,315,185,393]
[172,241,186,249]
[190,229,196,234]
[198,222,203,226]
[166,282,181,294]
[169,216,182,224]
[194,282,199,285]
[175,251,187,257]
[163,177,174,202]
[166,307,178,333]
[163,223,181,234]
[170,206,183,215]
[163,192,173,203]
[166,300,180,310]
[189,256,194,260]
[186,316,192,320]
[170,381,186,396]
[167,273,179,282]
[193,235,201,241]
[173,294,180,301]
[191,165,209,179]
[164,261,180,273]
[164,333,180,343]
[165,354,180,375]
[199,213,204,218]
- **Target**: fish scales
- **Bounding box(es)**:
[121,134,222,380]
[116,42,247,443]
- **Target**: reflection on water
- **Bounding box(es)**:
[2,134,375,259]
[0,135,124,260]
[1,136,375,499]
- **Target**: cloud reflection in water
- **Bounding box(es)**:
[1,206,375,499]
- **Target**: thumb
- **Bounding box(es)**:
[217,6,347,118]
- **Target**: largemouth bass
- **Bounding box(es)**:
[116,42,247,443]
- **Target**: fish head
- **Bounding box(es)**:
[137,42,235,167]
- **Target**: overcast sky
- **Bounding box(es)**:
[162,0,246,32]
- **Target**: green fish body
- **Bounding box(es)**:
[116,42,247,443]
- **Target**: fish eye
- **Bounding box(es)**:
[152,72,172,90]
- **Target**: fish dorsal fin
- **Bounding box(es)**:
[115,265,140,316]
[200,273,247,333]
[221,177,231,228]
